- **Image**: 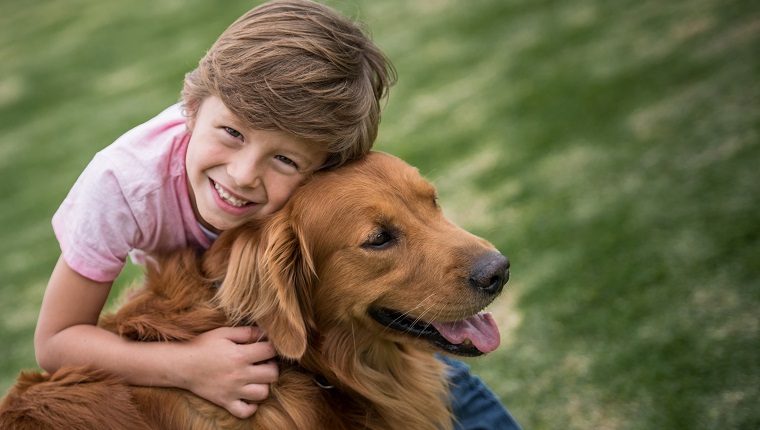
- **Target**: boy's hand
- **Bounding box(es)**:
[178,326,279,419]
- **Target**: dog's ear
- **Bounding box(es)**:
[216,213,315,360]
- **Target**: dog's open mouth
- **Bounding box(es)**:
[370,308,501,357]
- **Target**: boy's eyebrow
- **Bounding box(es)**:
[218,111,245,127]
[208,101,246,128]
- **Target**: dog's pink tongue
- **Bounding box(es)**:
[431,312,501,354]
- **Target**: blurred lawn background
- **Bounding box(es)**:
[1,0,758,428]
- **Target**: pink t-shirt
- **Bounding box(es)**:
[52,104,213,283]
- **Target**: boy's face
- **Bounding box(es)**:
[185,96,328,233]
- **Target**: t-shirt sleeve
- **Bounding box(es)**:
[52,152,143,283]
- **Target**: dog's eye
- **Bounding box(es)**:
[364,230,395,249]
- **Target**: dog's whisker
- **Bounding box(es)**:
[414,299,447,339]
[409,298,447,341]
[423,168,439,182]
[484,227,503,241]
[424,304,447,333]
[408,292,437,314]
[380,292,436,334]
[379,292,438,337]
[406,295,441,337]
[409,309,433,337]
[379,311,410,337]
[411,301,435,325]
[400,303,433,336]
[403,293,437,317]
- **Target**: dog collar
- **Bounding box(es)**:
[313,375,334,390]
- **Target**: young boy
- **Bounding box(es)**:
[34,1,520,428]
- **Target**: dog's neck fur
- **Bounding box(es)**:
[298,329,454,430]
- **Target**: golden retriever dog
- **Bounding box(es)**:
[0,151,510,430]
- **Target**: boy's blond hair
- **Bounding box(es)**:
[182,0,396,168]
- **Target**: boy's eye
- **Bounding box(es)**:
[275,155,298,169]
[224,127,243,139]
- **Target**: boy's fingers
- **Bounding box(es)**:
[241,382,271,402]
[228,399,258,419]
[243,341,278,364]
[222,326,266,344]
[247,326,268,343]
[248,359,279,383]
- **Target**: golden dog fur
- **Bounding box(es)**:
[0,151,509,430]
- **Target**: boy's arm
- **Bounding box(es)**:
[34,255,279,419]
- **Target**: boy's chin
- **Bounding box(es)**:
[202,213,261,234]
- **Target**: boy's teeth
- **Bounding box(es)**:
[214,182,250,207]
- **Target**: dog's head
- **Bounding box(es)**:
[207,151,509,361]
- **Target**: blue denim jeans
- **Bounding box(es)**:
[439,355,522,430]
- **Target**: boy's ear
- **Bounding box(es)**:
[215,213,315,360]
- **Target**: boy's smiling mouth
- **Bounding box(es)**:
[212,180,251,208]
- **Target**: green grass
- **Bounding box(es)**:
[1,1,758,428]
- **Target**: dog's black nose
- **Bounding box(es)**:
[469,252,510,295]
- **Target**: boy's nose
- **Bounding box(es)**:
[228,158,263,189]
